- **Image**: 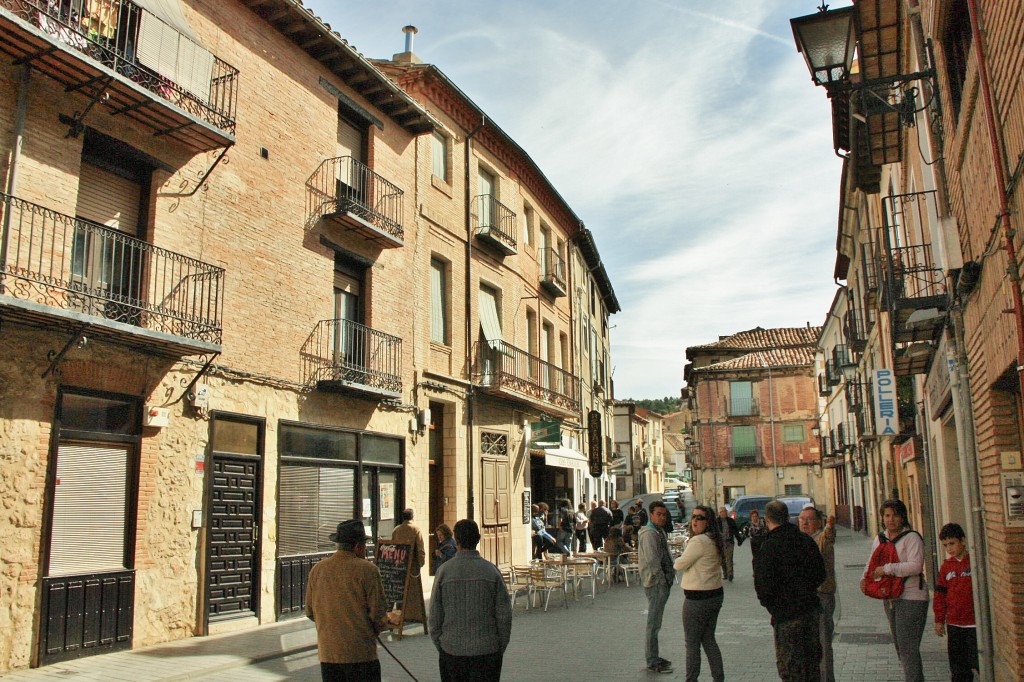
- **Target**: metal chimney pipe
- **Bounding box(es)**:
[403,25,418,54]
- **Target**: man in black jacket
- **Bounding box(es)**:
[717,507,742,581]
[753,500,826,682]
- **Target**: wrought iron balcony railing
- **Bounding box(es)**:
[0,192,223,345]
[1,0,238,136]
[474,194,517,255]
[844,308,866,352]
[301,318,402,398]
[308,156,405,246]
[475,339,580,416]
[539,247,567,297]
[730,443,758,464]
[725,396,759,417]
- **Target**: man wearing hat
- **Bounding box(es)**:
[306,519,400,682]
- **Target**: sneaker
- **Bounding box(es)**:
[646,661,673,673]
[657,657,672,667]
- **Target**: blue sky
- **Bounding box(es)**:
[314,1,847,399]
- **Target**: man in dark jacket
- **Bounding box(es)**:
[718,507,742,581]
[753,500,826,682]
[589,500,612,550]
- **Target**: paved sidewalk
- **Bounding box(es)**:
[0,526,951,681]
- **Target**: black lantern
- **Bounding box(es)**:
[790,6,857,88]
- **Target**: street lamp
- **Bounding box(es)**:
[840,357,858,383]
[790,5,857,88]
[790,4,936,95]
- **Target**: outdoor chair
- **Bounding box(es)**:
[618,551,641,587]
[505,566,533,612]
[528,565,568,611]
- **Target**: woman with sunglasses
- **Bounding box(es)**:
[673,505,726,681]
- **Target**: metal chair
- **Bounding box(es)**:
[505,566,533,612]
[571,558,598,600]
[528,564,568,611]
[618,551,641,587]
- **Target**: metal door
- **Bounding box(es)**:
[205,453,260,622]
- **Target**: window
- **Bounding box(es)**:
[783,425,805,442]
[731,425,757,463]
[942,0,971,120]
[523,205,534,246]
[729,381,754,416]
[784,484,803,496]
[478,168,496,227]
[431,131,449,181]
[430,258,448,344]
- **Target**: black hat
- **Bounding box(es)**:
[329,519,367,544]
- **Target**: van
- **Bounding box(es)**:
[727,495,772,533]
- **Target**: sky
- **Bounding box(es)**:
[314,0,849,399]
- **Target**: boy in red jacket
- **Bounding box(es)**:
[934,523,977,682]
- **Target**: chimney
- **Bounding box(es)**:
[392,25,421,64]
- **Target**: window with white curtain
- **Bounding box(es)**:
[430,258,448,345]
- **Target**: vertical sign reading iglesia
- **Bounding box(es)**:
[873,369,898,436]
[587,410,603,478]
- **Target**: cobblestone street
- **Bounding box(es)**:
[1,527,950,682]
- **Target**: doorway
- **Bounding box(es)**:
[428,402,445,574]
[204,415,263,625]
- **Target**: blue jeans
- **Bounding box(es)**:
[645,581,672,666]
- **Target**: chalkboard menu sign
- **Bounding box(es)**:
[375,542,411,610]
[523,489,532,525]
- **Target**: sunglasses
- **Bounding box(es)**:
[691,515,708,521]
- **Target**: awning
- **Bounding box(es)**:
[544,446,588,472]
[478,288,503,343]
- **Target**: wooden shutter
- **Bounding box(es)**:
[496,460,510,524]
[481,460,496,526]
[48,444,130,576]
[76,163,141,235]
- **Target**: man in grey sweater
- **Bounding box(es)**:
[639,501,675,674]
[428,519,512,681]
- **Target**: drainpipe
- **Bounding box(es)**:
[963,4,1014,679]
[464,115,485,520]
[1,66,30,295]
[759,352,780,497]
[966,0,1024,424]
[948,307,994,682]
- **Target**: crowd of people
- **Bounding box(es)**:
[302,496,977,682]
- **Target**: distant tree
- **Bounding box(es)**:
[628,396,683,414]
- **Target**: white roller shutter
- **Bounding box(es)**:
[478,286,503,344]
[76,163,141,234]
[48,444,129,576]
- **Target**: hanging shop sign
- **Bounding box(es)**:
[872,369,898,436]
[587,410,603,478]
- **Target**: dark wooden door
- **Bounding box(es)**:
[206,454,260,622]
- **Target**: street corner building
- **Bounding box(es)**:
[0,0,619,673]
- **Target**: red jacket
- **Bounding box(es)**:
[934,553,974,627]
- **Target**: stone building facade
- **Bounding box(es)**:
[0,0,618,672]
[685,327,831,510]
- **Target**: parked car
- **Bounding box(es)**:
[727,494,772,533]
[775,495,816,523]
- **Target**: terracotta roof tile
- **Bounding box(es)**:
[690,326,822,352]
[699,346,817,372]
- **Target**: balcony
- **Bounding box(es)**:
[0,0,238,152]
[539,247,567,297]
[308,157,405,248]
[0,192,223,355]
[730,443,758,465]
[301,318,402,399]
[861,236,880,306]
[881,191,948,348]
[844,308,866,353]
[474,195,516,256]
[725,396,759,418]
[474,340,580,419]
